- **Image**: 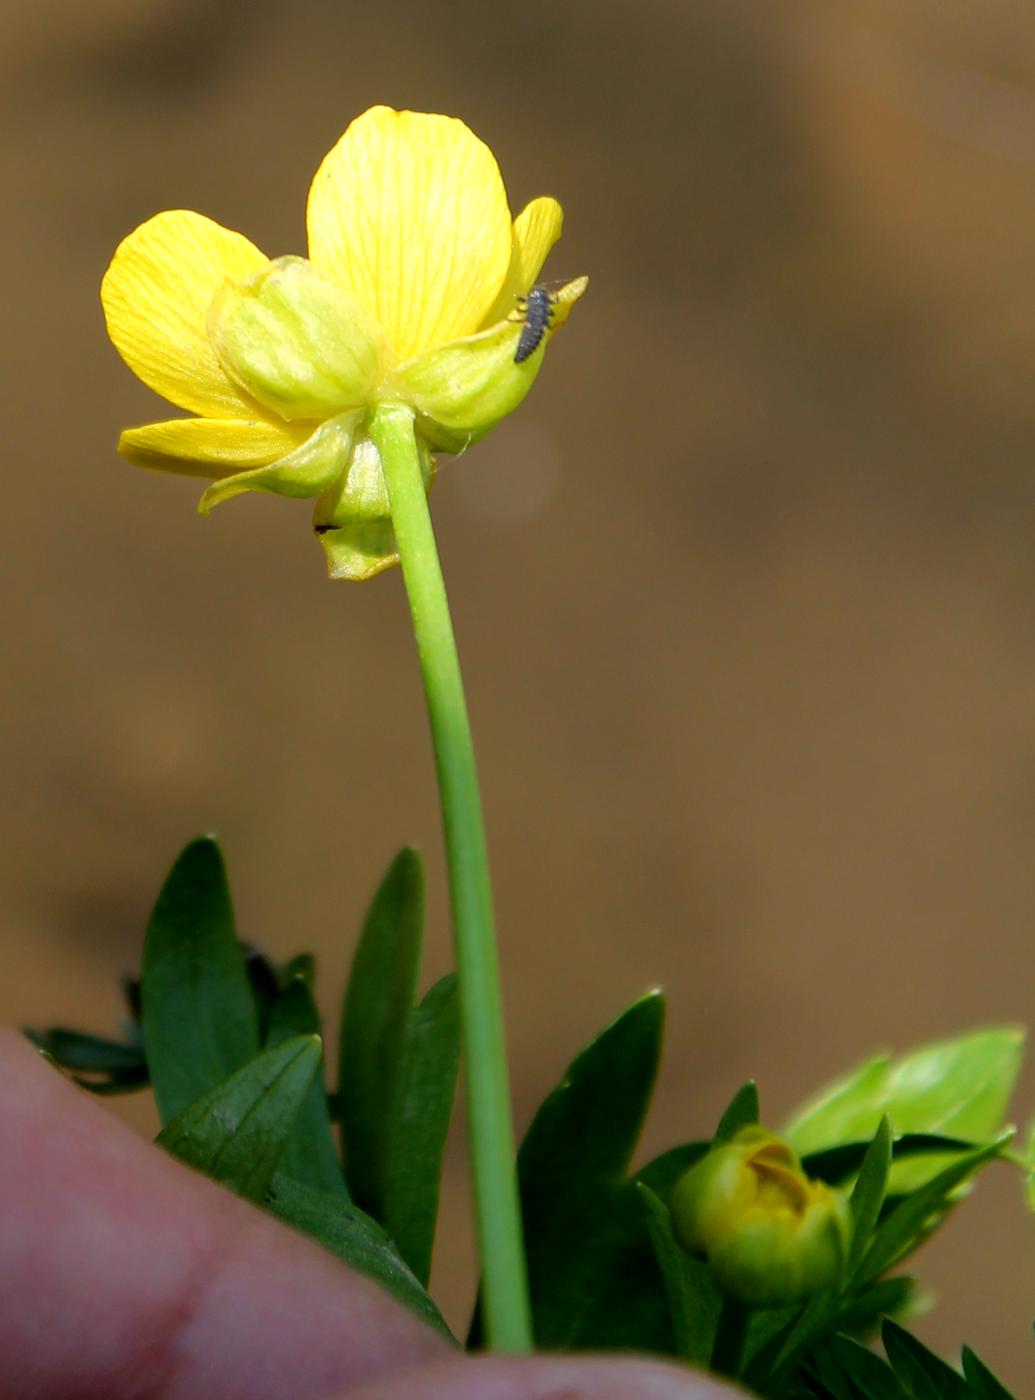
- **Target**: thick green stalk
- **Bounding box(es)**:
[369,401,532,1352]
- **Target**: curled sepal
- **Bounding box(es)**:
[388,276,588,452]
[670,1126,851,1308]
[312,433,437,581]
[198,412,360,513]
[209,256,382,421]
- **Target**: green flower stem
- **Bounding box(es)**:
[369,401,532,1353]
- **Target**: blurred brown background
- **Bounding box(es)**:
[3,0,1035,1387]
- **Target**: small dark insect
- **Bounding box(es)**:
[514,284,556,364]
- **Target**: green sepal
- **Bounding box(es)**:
[313,433,437,582]
[140,836,259,1125]
[156,1034,321,1202]
[266,976,348,1199]
[265,1174,456,1343]
[199,413,359,513]
[382,973,460,1286]
[338,847,424,1214]
[209,255,381,420]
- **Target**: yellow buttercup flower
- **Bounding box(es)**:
[101,106,587,580]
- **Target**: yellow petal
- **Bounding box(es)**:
[306,107,513,362]
[481,197,564,328]
[102,210,269,417]
[118,417,308,478]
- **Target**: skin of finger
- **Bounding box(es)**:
[335,1354,748,1400]
[0,1027,449,1400]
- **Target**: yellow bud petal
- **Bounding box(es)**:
[670,1127,851,1308]
[209,256,382,421]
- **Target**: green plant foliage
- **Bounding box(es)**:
[266,1174,456,1342]
[23,1026,148,1095]
[141,836,260,1124]
[714,1081,760,1142]
[784,1028,1024,1194]
[265,976,347,1198]
[856,1136,1010,1286]
[882,1319,970,1400]
[339,847,424,1213]
[506,990,673,1350]
[961,1344,1019,1400]
[847,1118,893,1276]
[638,1183,721,1364]
[382,973,460,1286]
[157,1035,321,1202]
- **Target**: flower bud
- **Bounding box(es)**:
[209,256,382,420]
[670,1127,851,1308]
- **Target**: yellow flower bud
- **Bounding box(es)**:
[670,1127,851,1308]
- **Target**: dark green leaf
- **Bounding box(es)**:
[804,1134,978,1189]
[383,974,460,1286]
[266,978,347,1199]
[266,1174,455,1342]
[157,1035,320,1202]
[279,952,315,988]
[848,1118,893,1275]
[835,1277,916,1339]
[24,1027,143,1071]
[514,990,671,1350]
[826,1336,910,1400]
[637,1184,721,1364]
[141,837,260,1124]
[881,1320,969,1400]
[714,1081,759,1142]
[23,1027,149,1094]
[857,1137,1009,1285]
[804,1342,863,1400]
[961,1345,1018,1400]
[339,847,423,1214]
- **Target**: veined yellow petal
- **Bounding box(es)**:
[118,417,309,478]
[102,210,269,417]
[481,197,564,328]
[306,106,513,362]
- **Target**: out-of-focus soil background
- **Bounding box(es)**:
[3,0,1035,1385]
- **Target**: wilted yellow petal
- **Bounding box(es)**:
[118,416,308,478]
[306,106,513,362]
[102,211,268,417]
[481,197,564,328]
